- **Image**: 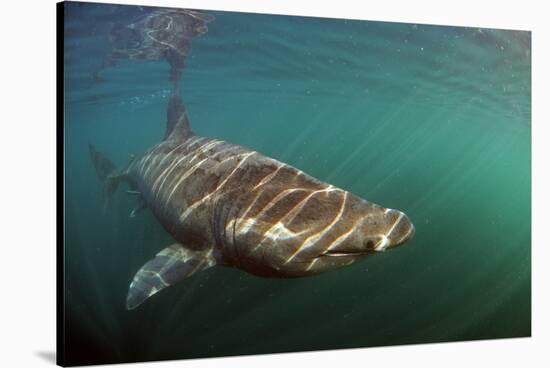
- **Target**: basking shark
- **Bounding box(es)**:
[90,94,415,310]
[90,7,414,310]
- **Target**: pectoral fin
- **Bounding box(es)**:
[126,244,216,310]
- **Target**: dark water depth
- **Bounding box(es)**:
[63,2,531,366]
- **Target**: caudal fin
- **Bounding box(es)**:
[89,144,124,211]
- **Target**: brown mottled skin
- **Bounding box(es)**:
[124,135,413,278]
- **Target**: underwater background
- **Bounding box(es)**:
[62,2,531,366]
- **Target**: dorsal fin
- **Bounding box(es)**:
[165,93,193,141]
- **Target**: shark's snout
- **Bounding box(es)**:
[374,209,415,251]
[387,209,415,245]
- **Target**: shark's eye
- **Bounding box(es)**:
[365,240,375,249]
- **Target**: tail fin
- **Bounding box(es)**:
[89,144,124,211]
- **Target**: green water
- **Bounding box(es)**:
[63,2,531,366]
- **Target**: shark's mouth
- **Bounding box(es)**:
[320,249,365,257]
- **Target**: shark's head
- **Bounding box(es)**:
[323,207,414,255]
[295,198,415,275]
[231,187,415,277]
[317,207,413,255]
